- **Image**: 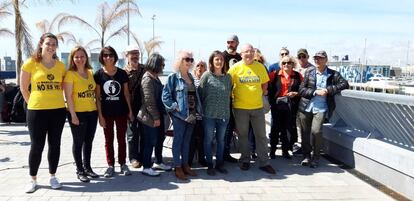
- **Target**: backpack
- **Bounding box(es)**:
[10,87,26,123]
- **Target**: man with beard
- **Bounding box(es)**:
[222,35,241,163]
[124,45,145,169]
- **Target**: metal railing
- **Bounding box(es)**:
[331,90,414,150]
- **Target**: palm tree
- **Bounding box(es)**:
[9,0,75,84]
[35,13,76,44]
[59,0,140,48]
[0,2,13,37]
[144,36,164,58]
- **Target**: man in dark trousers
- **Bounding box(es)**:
[298,50,349,168]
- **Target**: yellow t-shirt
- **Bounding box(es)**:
[64,70,97,112]
[21,58,66,110]
[228,60,269,109]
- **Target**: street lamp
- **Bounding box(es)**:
[152,14,156,40]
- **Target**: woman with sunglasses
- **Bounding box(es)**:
[162,50,202,180]
[20,33,67,193]
[188,60,207,167]
[94,46,134,178]
[268,55,303,159]
[63,46,99,182]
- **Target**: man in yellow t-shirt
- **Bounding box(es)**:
[228,43,275,174]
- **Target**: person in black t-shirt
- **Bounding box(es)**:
[94,46,134,178]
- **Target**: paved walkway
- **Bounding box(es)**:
[0,123,394,201]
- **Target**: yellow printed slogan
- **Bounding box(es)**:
[22,58,66,110]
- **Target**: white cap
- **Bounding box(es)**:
[125,45,140,52]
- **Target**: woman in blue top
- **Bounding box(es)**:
[199,51,232,176]
[162,50,202,181]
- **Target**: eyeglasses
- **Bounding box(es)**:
[196,64,205,68]
[314,57,325,60]
[103,53,114,58]
[280,53,289,56]
[298,55,307,59]
[128,51,140,55]
[281,61,294,65]
[183,57,194,63]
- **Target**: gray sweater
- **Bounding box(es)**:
[199,71,232,120]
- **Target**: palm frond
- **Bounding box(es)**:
[105,24,127,45]
[35,20,48,33]
[0,28,13,37]
[58,14,99,36]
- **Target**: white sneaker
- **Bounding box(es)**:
[49,177,62,189]
[25,180,37,193]
[120,164,131,176]
[153,163,172,171]
[142,168,160,177]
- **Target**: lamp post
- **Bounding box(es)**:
[152,14,156,40]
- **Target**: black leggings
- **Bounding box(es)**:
[68,111,98,172]
[27,108,66,176]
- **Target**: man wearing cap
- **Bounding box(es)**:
[124,45,145,169]
[223,34,242,163]
[298,50,349,168]
[296,48,314,76]
[293,48,315,156]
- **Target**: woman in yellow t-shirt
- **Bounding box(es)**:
[20,33,66,193]
[63,46,98,183]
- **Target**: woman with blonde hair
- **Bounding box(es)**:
[268,55,302,159]
[162,50,202,180]
[63,46,99,182]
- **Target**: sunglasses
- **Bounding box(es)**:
[103,53,115,58]
[183,57,194,63]
[298,55,307,59]
[281,61,294,65]
[280,53,289,56]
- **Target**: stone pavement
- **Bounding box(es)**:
[0,122,394,201]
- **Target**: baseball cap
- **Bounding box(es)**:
[125,45,140,53]
[313,50,327,58]
[227,34,239,42]
[297,48,309,56]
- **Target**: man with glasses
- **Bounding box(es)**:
[298,50,349,168]
[296,48,314,76]
[228,43,276,174]
[268,47,290,79]
[223,35,242,163]
[124,45,145,169]
[293,48,314,156]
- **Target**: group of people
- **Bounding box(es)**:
[20,32,349,193]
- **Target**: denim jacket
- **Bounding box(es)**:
[162,72,202,121]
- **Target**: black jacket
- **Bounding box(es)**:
[298,66,349,118]
[268,70,302,112]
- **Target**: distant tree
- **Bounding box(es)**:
[0,2,13,37]
[35,13,76,44]
[144,36,164,58]
[59,0,140,48]
[8,0,75,84]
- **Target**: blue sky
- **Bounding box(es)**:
[1,0,414,70]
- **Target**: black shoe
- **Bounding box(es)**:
[310,159,319,168]
[85,169,99,178]
[77,172,90,183]
[282,151,292,159]
[206,167,216,176]
[293,147,303,155]
[239,162,250,171]
[198,160,208,167]
[251,152,258,160]
[215,165,228,174]
[224,155,238,163]
[259,165,276,175]
[301,157,311,166]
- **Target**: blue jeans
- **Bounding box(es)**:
[171,116,194,167]
[203,117,229,167]
[141,124,159,169]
